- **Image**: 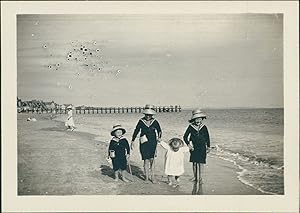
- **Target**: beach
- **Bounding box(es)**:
[18,113,265,195]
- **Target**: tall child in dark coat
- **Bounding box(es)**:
[131,104,162,183]
[183,109,210,184]
[108,124,130,182]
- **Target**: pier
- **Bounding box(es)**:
[19,105,182,114]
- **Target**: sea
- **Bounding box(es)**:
[56,108,284,195]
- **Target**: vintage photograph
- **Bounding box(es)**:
[17,14,283,196]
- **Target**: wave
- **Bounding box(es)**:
[211,144,283,170]
[209,145,283,195]
[210,155,278,195]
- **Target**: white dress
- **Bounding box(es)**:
[160,141,190,176]
[65,110,75,127]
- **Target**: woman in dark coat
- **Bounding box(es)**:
[183,109,210,184]
[131,104,162,183]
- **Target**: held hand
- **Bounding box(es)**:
[157,138,161,143]
[188,144,194,151]
[206,147,210,153]
[130,141,135,150]
[106,156,112,164]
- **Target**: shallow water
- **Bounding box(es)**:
[55,108,284,194]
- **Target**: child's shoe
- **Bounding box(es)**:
[150,178,157,184]
[198,178,203,184]
[121,176,129,183]
[114,173,119,182]
[172,183,179,188]
[190,177,197,182]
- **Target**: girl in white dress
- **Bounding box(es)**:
[65,106,75,131]
[158,138,190,187]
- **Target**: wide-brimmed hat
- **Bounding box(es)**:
[168,138,184,149]
[66,105,73,110]
[110,124,126,136]
[142,104,156,115]
[189,109,207,122]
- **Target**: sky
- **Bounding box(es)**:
[17,14,283,108]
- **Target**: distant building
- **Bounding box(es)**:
[60,104,72,110]
[77,105,86,110]
[44,101,57,109]
[60,104,66,110]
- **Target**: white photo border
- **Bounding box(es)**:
[1,1,299,212]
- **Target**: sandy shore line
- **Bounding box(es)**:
[17,113,265,195]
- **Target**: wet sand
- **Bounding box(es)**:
[17,113,265,195]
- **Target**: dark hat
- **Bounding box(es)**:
[110,124,126,136]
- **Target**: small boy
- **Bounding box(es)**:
[108,124,130,182]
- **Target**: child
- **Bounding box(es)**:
[183,109,210,184]
[108,124,130,182]
[131,104,162,183]
[158,138,190,187]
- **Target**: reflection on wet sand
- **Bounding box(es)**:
[192,182,203,195]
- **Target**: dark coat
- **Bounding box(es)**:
[108,137,130,171]
[183,124,210,163]
[132,117,162,160]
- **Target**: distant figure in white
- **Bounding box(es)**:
[65,105,75,131]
